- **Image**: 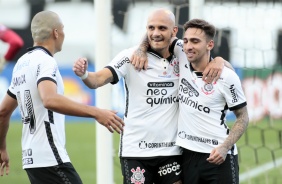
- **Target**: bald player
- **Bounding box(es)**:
[73,8,182,184]
[0,11,123,184]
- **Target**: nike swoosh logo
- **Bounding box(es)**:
[147,67,153,70]
[185,64,188,68]
[175,170,182,175]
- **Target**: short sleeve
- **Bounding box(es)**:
[221,68,247,111]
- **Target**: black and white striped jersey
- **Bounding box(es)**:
[8,46,70,169]
[174,40,247,155]
[107,46,182,158]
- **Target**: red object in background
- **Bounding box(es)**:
[0,24,24,61]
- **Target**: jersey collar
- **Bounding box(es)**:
[27,46,53,57]
[147,46,175,63]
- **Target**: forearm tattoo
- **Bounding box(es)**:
[223,106,249,150]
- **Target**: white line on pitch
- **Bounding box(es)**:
[240,157,282,182]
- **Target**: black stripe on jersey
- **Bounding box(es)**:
[48,109,54,124]
[124,81,129,118]
[27,46,53,57]
[221,104,230,135]
[44,121,63,165]
[105,66,119,84]
[169,39,178,54]
[37,77,57,86]
[7,89,16,99]
[119,131,124,157]
[229,102,247,111]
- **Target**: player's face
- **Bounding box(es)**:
[183,28,213,64]
[146,14,175,57]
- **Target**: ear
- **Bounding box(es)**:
[53,29,58,39]
[207,40,214,51]
[172,26,178,37]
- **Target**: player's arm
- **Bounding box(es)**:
[0,93,18,176]
[38,81,124,133]
[130,34,149,71]
[203,57,234,83]
[72,58,114,89]
[207,106,249,165]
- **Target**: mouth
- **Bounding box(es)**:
[186,51,195,58]
[151,37,164,43]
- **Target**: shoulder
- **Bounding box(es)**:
[219,66,241,83]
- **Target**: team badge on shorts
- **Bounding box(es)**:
[131,167,145,184]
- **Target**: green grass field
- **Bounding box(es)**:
[1,119,282,184]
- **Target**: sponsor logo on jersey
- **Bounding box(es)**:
[180,78,199,97]
[146,82,178,107]
[14,59,30,72]
[138,141,176,149]
[230,84,238,103]
[178,131,219,145]
[36,64,40,77]
[179,78,210,113]
[12,74,26,87]
[114,56,130,69]
[158,162,181,176]
[201,83,215,95]
[22,148,33,165]
[131,167,145,184]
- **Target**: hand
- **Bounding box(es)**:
[73,58,88,77]
[202,57,225,83]
[0,149,9,176]
[206,145,228,165]
[130,48,148,71]
[95,109,124,134]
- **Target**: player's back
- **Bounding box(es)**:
[9,46,70,169]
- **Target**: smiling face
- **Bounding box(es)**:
[146,9,177,57]
[183,27,214,65]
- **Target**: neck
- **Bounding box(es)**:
[191,53,210,72]
[34,41,55,56]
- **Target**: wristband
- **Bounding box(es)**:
[80,71,89,80]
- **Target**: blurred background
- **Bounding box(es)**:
[0,0,282,184]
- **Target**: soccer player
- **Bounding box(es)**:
[0,24,24,73]
[0,11,124,183]
[73,9,225,184]
[174,19,249,184]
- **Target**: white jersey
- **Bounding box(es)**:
[8,46,70,169]
[107,45,181,158]
[174,40,247,155]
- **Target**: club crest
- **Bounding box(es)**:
[131,167,145,184]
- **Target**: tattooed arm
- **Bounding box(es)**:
[130,35,149,71]
[207,106,249,165]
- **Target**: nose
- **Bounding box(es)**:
[183,42,192,52]
[152,29,161,37]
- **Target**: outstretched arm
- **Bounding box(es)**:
[38,80,124,133]
[72,58,114,89]
[0,94,18,176]
[207,106,249,165]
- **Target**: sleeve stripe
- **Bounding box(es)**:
[7,89,16,99]
[37,77,57,86]
[105,66,119,84]
[229,102,247,111]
